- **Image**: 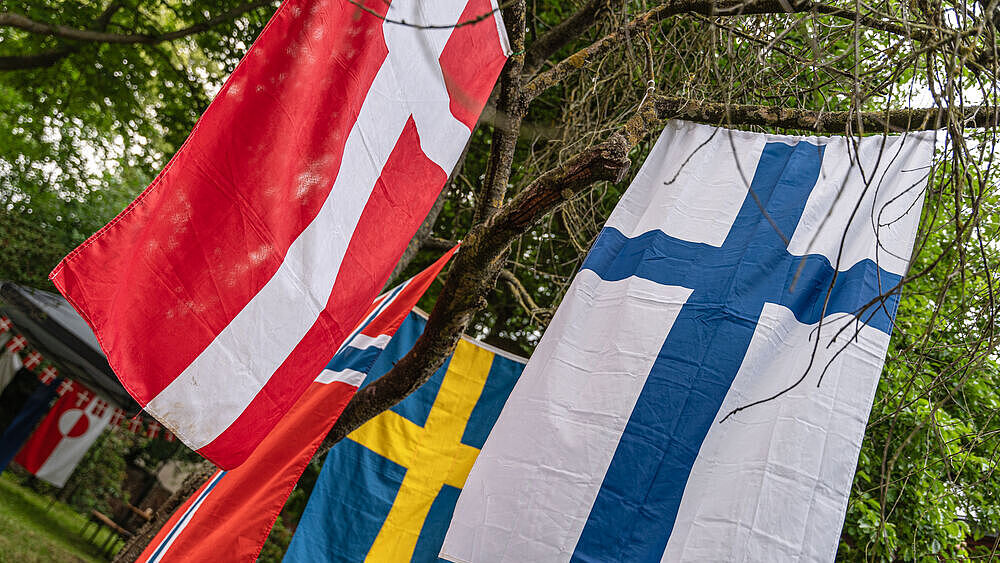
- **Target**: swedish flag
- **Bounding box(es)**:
[285,311,527,562]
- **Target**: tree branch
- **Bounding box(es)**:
[472,0,527,225]
[652,96,1000,131]
[0,0,275,45]
[0,49,73,70]
[523,0,611,74]
[0,1,123,71]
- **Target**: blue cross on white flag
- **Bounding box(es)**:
[441,120,935,562]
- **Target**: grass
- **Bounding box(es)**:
[0,472,120,563]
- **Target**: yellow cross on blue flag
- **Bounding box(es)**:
[284,310,527,562]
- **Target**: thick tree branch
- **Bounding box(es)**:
[317,97,996,458]
[318,135,631,455]
[0,0,275,45]
[0,49,73,70]
[0,1,123,71]
[652,96,1000,131]
[472,0,527,226]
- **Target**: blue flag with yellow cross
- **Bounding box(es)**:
[284,310,527,562]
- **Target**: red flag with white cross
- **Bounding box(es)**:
[6,334,26,354]
[49,0,510,469]
[22,350,42,371]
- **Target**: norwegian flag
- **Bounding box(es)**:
[0,315,11,333]
[39,366,58,385]
[6,334,26,354]
[145,420,161,439]
[49,0,510,469]
[22,350,42,371]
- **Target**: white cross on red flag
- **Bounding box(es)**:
[6,334,26,354]
[57,380,74,396]
[0,315,11,333]
[75,389,92,407]
[23,350,42,371]
[145,420,161,439]
[127,418,143,434]
[39,366,58,384]
[48,0,510,469]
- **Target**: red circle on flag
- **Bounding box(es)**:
[57,409,90,438]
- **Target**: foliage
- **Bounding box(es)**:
[3,0,1000,560]
[0,472,114,562]
[60,430,129,515]
[257,515,292,563]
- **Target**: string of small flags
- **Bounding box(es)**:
[0,315,176,443]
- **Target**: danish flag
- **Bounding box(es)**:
[6,334,26,354]
[49,0,510,469]
[110,409,126,427]
[39,366,58,384]
[75,389,92,407]
[146,420,161,439]
[92,399,109,418]
[127,418,143,434]
[0,315,11,333]
[57,380,74,396]
[23,350,42,371]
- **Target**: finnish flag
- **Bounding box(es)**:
[441,120,935,562]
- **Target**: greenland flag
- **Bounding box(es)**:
[442,121,935,562]
[16,381,113,487]
[50,0,509,468]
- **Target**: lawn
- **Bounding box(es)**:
[0,472,119,562]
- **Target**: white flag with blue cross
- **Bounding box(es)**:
[441,119,935,562]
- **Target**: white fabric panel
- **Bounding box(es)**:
[662,304,890,562]
[787,132,935,275]
[314,367,367,387]
[147,0,473,449]
[0,333,20,394]
[348,333,392,352]
[36,396,113,487]
[440,271,693,563]
[604,120,766,245]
